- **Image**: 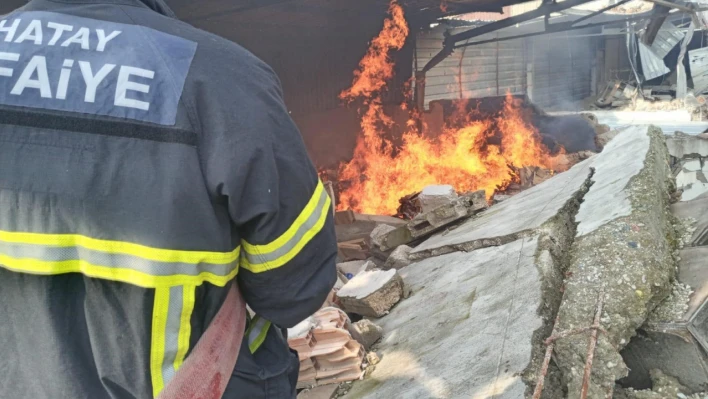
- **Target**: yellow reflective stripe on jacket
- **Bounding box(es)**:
[246,315,271,354]
[0,230,240,288]
[241,180,331,273]
[150,285,196,398]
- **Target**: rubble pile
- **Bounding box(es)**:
[334,125,688,399]
[288,308,365,389]
[293,118,700,398]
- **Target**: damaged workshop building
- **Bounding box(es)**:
[3,0,708,397]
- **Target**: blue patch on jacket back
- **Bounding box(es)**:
[0,11,196,126]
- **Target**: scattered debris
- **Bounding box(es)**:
[337,269,405,318]
[595,80,637,108]
[378,190,488,251]
[336,260,373,280]
[396,192,421,220]
[383,245,412,270]
[364,352,380,366]
[337,239,368,262]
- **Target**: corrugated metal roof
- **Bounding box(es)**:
[639,41,670,80]
[651,21,686,59]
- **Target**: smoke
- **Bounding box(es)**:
[534,114,599,153]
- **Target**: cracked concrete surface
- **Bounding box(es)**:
[554,126,677,399]
[343,237,544,399]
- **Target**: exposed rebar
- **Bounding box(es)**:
[580,290,606,399]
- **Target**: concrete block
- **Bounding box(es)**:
[369,224,397,249]
[418,185,458,213]
[460,189,488,212]
[377,225,413,252]
[383,245,412,270]
[350,319,383,350]
[337,270,404,318]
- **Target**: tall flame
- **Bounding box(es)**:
[337,1,560,215]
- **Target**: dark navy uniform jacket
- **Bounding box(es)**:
[0,0,337,398]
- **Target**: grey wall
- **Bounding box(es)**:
[416,22,600,110]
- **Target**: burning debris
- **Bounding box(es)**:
[330,1,569,217]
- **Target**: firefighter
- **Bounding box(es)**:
[0,0,337,398]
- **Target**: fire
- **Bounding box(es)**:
[336,1,561,216]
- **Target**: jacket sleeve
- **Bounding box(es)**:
[195,50,337,328]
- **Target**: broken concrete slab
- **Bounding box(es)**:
[376,225,413,252]
[407,200,469,239]
[411,155,594,259]
[554,125,677,398]
[666,132,708,159]
[343,237,554,399]
[383,245,412,270]
[418,185,457,213]
[369,224,397,249]
[349,319,383,350]
[337,270,404,318]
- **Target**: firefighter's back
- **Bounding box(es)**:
[0,1,329,398]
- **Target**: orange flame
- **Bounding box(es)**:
[337,1,561,215]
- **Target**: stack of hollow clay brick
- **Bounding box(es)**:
[288,307,364,389]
